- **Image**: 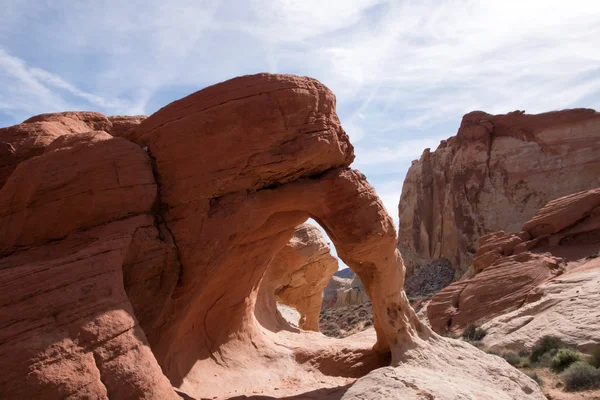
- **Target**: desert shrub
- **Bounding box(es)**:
[502,352,521,366]
[526,371,543,386]
[462,324,487,341]
[561,361,600,391]
[535,352,555,368]
[589,347,600,368]
[551,348,583,372]
[518,348,531,357]
[530,335,568,363]
[521,358,531,368]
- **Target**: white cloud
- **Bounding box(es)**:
[0,0,599,232]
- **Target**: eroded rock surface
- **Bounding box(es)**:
[428,188,600,337]
[483,256,600,353]
[0,132,177,399]
[0,73,545,400]
[343,337,545,400]
[399,109,600,278]
[256,223,338,332]
[108,115,148,139]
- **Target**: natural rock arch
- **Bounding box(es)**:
[0,73,545,400]
[123,74,430,396]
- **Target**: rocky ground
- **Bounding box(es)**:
[404,258,454,297]
[319,302,374,338]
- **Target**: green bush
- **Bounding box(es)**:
[589,347,600,368]
[521,358,531,368]
[537,352,554,368]
[530,335,568,363]
[502,352,521,366]
[518,348,531,358]
[561,361,600,391]
[551,348,582,372]
[462,324,487,341]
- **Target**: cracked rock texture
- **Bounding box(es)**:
[0,73,545,400]
[428,188,600,337]
[398,109,600,278]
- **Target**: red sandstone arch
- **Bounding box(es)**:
[125,74,430,396]
[0,74,429,399]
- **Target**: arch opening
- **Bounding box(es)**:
[138,168,428,399]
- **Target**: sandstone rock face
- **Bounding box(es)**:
[256,223,338,332]
[322,270,370,309]
[428,188,600,336]
[399,109,600,277]
[0,74,544,400]
[0,111,112,189]
[108,115,148,139]
[323,273,370,309]
[0,131,178,399]
[322,275,353,308]
[483,256,600,353]
[342,337,545,400]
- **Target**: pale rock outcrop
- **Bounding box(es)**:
[323,275,353,308]
[343,337,544,400]
[333,275,370,308]
[0,74,545,400]
[399,109,600,277]
[483,256,600,353]
[256,223,338,332]
[322,270,370,309]
[428,188,600,338]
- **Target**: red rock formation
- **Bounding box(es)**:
[256,223,338,332]
[428,188,600,334]
[399,109,600,278]
[0,132,178,398]
[0,74,544,400]
[0,112,112,188]
[108,115,147,139]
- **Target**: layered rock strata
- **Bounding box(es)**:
[399,109,600,277]
[428,188,600,337]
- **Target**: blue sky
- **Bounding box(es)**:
[2,1,599,269]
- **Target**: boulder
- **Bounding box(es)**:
[399,109,600,278]
[0,111,112,189]
[108,115,147,139]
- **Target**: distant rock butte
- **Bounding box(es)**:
[0,74,544,400]
[398,109,600,278]
[428,188,600,346]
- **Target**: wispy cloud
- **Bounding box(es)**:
[1,0,599,233]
